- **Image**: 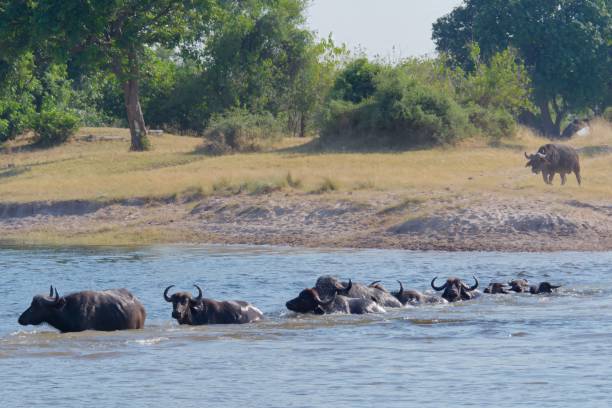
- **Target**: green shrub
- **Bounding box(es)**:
[321,68,469,148]
[466,104,516,141]
[203,108,282,152]
[32,110,80,146]
[604,107,612,123]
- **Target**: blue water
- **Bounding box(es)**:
[0,245,611,407]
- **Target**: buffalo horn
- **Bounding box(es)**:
[467,276,479,291]
[431,277,447,291]
[369,280,381,287]
[524,152,531,160]
[193,284,203,301]
[315,291,336,306]
[163,285,174,302]
[396,280,404,296]
[49,285,54,297]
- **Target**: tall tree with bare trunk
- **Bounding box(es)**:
[0,0,215,150]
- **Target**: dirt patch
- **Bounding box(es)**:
[0,192,611,251]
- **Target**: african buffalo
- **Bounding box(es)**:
[18,286,146,332]
[508,279,530,293]
[164,285,263,325]
[315,276,402,308]
[524,144,581,185]
[431,276,480,302]
[484,282,510,294]
[372,280,442,305]
[529,282,562,294]
[286,281,385,315]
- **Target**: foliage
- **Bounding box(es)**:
[432,0,612,137]
[330,58,381,103]
[321,67,469,147]
[604,107,612,123]
[202,108,282,152]
[32,110,80,146]
[0,0,217,150]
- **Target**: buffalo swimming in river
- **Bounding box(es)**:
[431,276,480,302]
[286,280,386,315]
[164,284,263,325]
[18,286,146,332]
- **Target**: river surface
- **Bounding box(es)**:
[0,245,610,407]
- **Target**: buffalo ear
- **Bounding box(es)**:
[189,299,202,309]
[525,161,532,167]
[54,298,66,308]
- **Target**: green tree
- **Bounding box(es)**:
[432,0,611,137]
[0,0,215,150]
[330,58,381,104]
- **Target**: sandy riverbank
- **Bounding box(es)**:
[1,191,611,251]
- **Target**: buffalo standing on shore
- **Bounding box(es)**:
[524,144,581,185]
[18,286,146,332]
[164,284,263,325]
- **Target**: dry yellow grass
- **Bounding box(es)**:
[0,122,610,204]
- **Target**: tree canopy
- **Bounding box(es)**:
[432,0,612,137]
[0,0,216,150]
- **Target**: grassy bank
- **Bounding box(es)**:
[1,123,611,204]
[0,123,611,249]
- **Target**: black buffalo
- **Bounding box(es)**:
[285,281,385,315]
[18,286,146,332]
[431,276,480,302]
[508,279,531,293]
[164,285,263,325]
[529,282,562,294]
[315,276,402,308]
[525,144,581,185]
[484,282,510,294]
[372,280,441,305]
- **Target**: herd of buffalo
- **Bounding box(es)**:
[16,142,577,334]
[17,276,561,333]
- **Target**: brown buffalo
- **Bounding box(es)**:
[18,286,146,332]
[431,276,479,302]
[525,144,581,185]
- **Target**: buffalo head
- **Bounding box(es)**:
[484,282,510,294]
[285,288,336,315]
[431,276,479,302]
[530,282,562,294]
[524,151,549,174]
[164,284,203,324]
[508,279,530,293]
[18,286,65,326]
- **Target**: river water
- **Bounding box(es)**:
[0,245,610,407]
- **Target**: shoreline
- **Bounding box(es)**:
[1,191,610,252]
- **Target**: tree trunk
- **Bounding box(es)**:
[123,78,149,151]
[299,112,306,138]
[119,50,150,151]
[537,99,561,138]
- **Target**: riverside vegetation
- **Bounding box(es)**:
[0,0,610,249]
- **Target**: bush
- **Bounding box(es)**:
[604,107,612,123]
[32,110,80,146]
[465,104,516,141]
[320,68,469,148]
[203,108,282,152]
